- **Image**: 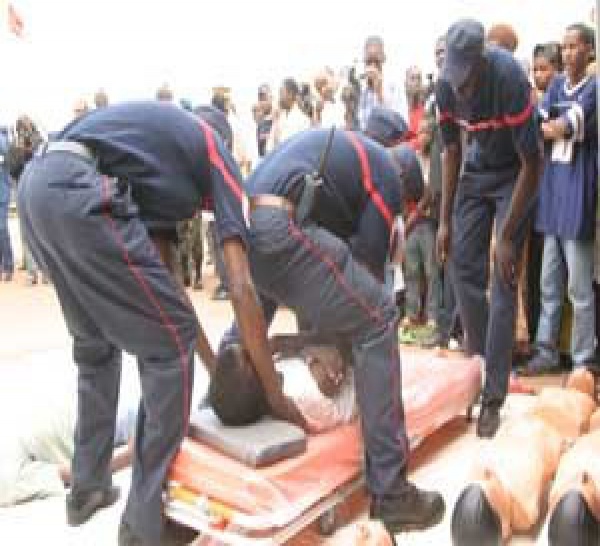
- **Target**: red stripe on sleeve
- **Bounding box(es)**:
[198,120,243,202]
[345,132,394,230]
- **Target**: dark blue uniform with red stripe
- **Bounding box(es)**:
[229,128,413,501]
[248,129,401,279]
[17,101,246,545]
[435,46,540,407]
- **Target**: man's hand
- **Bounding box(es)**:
[436,221,451,265]
[365,65,383,94]
[304,345,346,398]
[541,119,567,141]
[269,393,308,429]
[495,235,517,288]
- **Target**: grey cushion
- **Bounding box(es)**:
[188,407,307,467]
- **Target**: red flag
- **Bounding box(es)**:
[8,3,23,37]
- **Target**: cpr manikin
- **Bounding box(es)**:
[451,368,597,545]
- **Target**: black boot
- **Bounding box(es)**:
[118,521,145,546]
[66,485,120,526]
[370,483,445,533]
[477,404,501,438]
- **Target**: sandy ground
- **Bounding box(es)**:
[1,218,561,545]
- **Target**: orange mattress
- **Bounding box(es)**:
[167,350,481,531]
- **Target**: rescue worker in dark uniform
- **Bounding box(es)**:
[17,101,304,546]
[221,127,445,535]
[435,20,541,438]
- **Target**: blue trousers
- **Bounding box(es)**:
[18,151,197,545]
[0,178,13,275]
[535,236,596,366]
[451,170,532,406]
[244,205,410,499]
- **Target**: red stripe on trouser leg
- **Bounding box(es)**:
[100,176,191,432]
[287,220,408,468]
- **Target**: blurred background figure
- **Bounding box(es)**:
[156,83,174,102]
[357,35,407,129]
[487,22,519,52]
[94,89,109,109]
[0,125,13,282]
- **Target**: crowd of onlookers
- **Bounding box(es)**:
[0,20,597,375]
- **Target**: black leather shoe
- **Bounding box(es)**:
[118,521,145,546]
[66,485,120,526]
[370,483,445,533]
[477,404,501,438]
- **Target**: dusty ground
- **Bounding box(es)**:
[0,219,560,545]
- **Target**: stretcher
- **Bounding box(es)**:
[165,350,482,545]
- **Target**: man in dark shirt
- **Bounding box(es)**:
[222,128,445,536]
[17,101,302,546]
[435,19,541,437]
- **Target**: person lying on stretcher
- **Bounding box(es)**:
[208,334,357,433]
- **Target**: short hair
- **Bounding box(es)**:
[567,23,596,51]
[533,41,563,71]
[365,35,384,50]
[487,23,519,53]
[282,78,299,97]
[208,345,269,426]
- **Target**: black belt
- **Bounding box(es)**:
[43,141,95,163]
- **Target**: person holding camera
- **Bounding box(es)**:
[357,35,407,131]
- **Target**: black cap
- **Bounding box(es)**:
[365,107,409,147]
[193,104,233,152]
[442,19,485,89]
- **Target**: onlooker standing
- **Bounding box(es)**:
[524,42,563,343]
[266,78,311,152]
[0,126,13,282]
[533,43,563,99]
[357,35,408,130]
[421,35,461,349]
[156,84,174,102]
[313,67,345,128]
[73,99,90,119]
[8,116,45,285]
[254,84,274,158]
[525,23,597,374]
[94,89,109,109]
[405,65,425,149]
[486,23,519,53]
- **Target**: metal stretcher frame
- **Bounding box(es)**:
[164,351,482,545]
[165,474,365,546]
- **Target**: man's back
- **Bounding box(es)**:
[60,101,211,223]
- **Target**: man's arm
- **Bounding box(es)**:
[436,142,462,263]
[150,234,217,374]
[222,237,307,428]
[495,152,540,287]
